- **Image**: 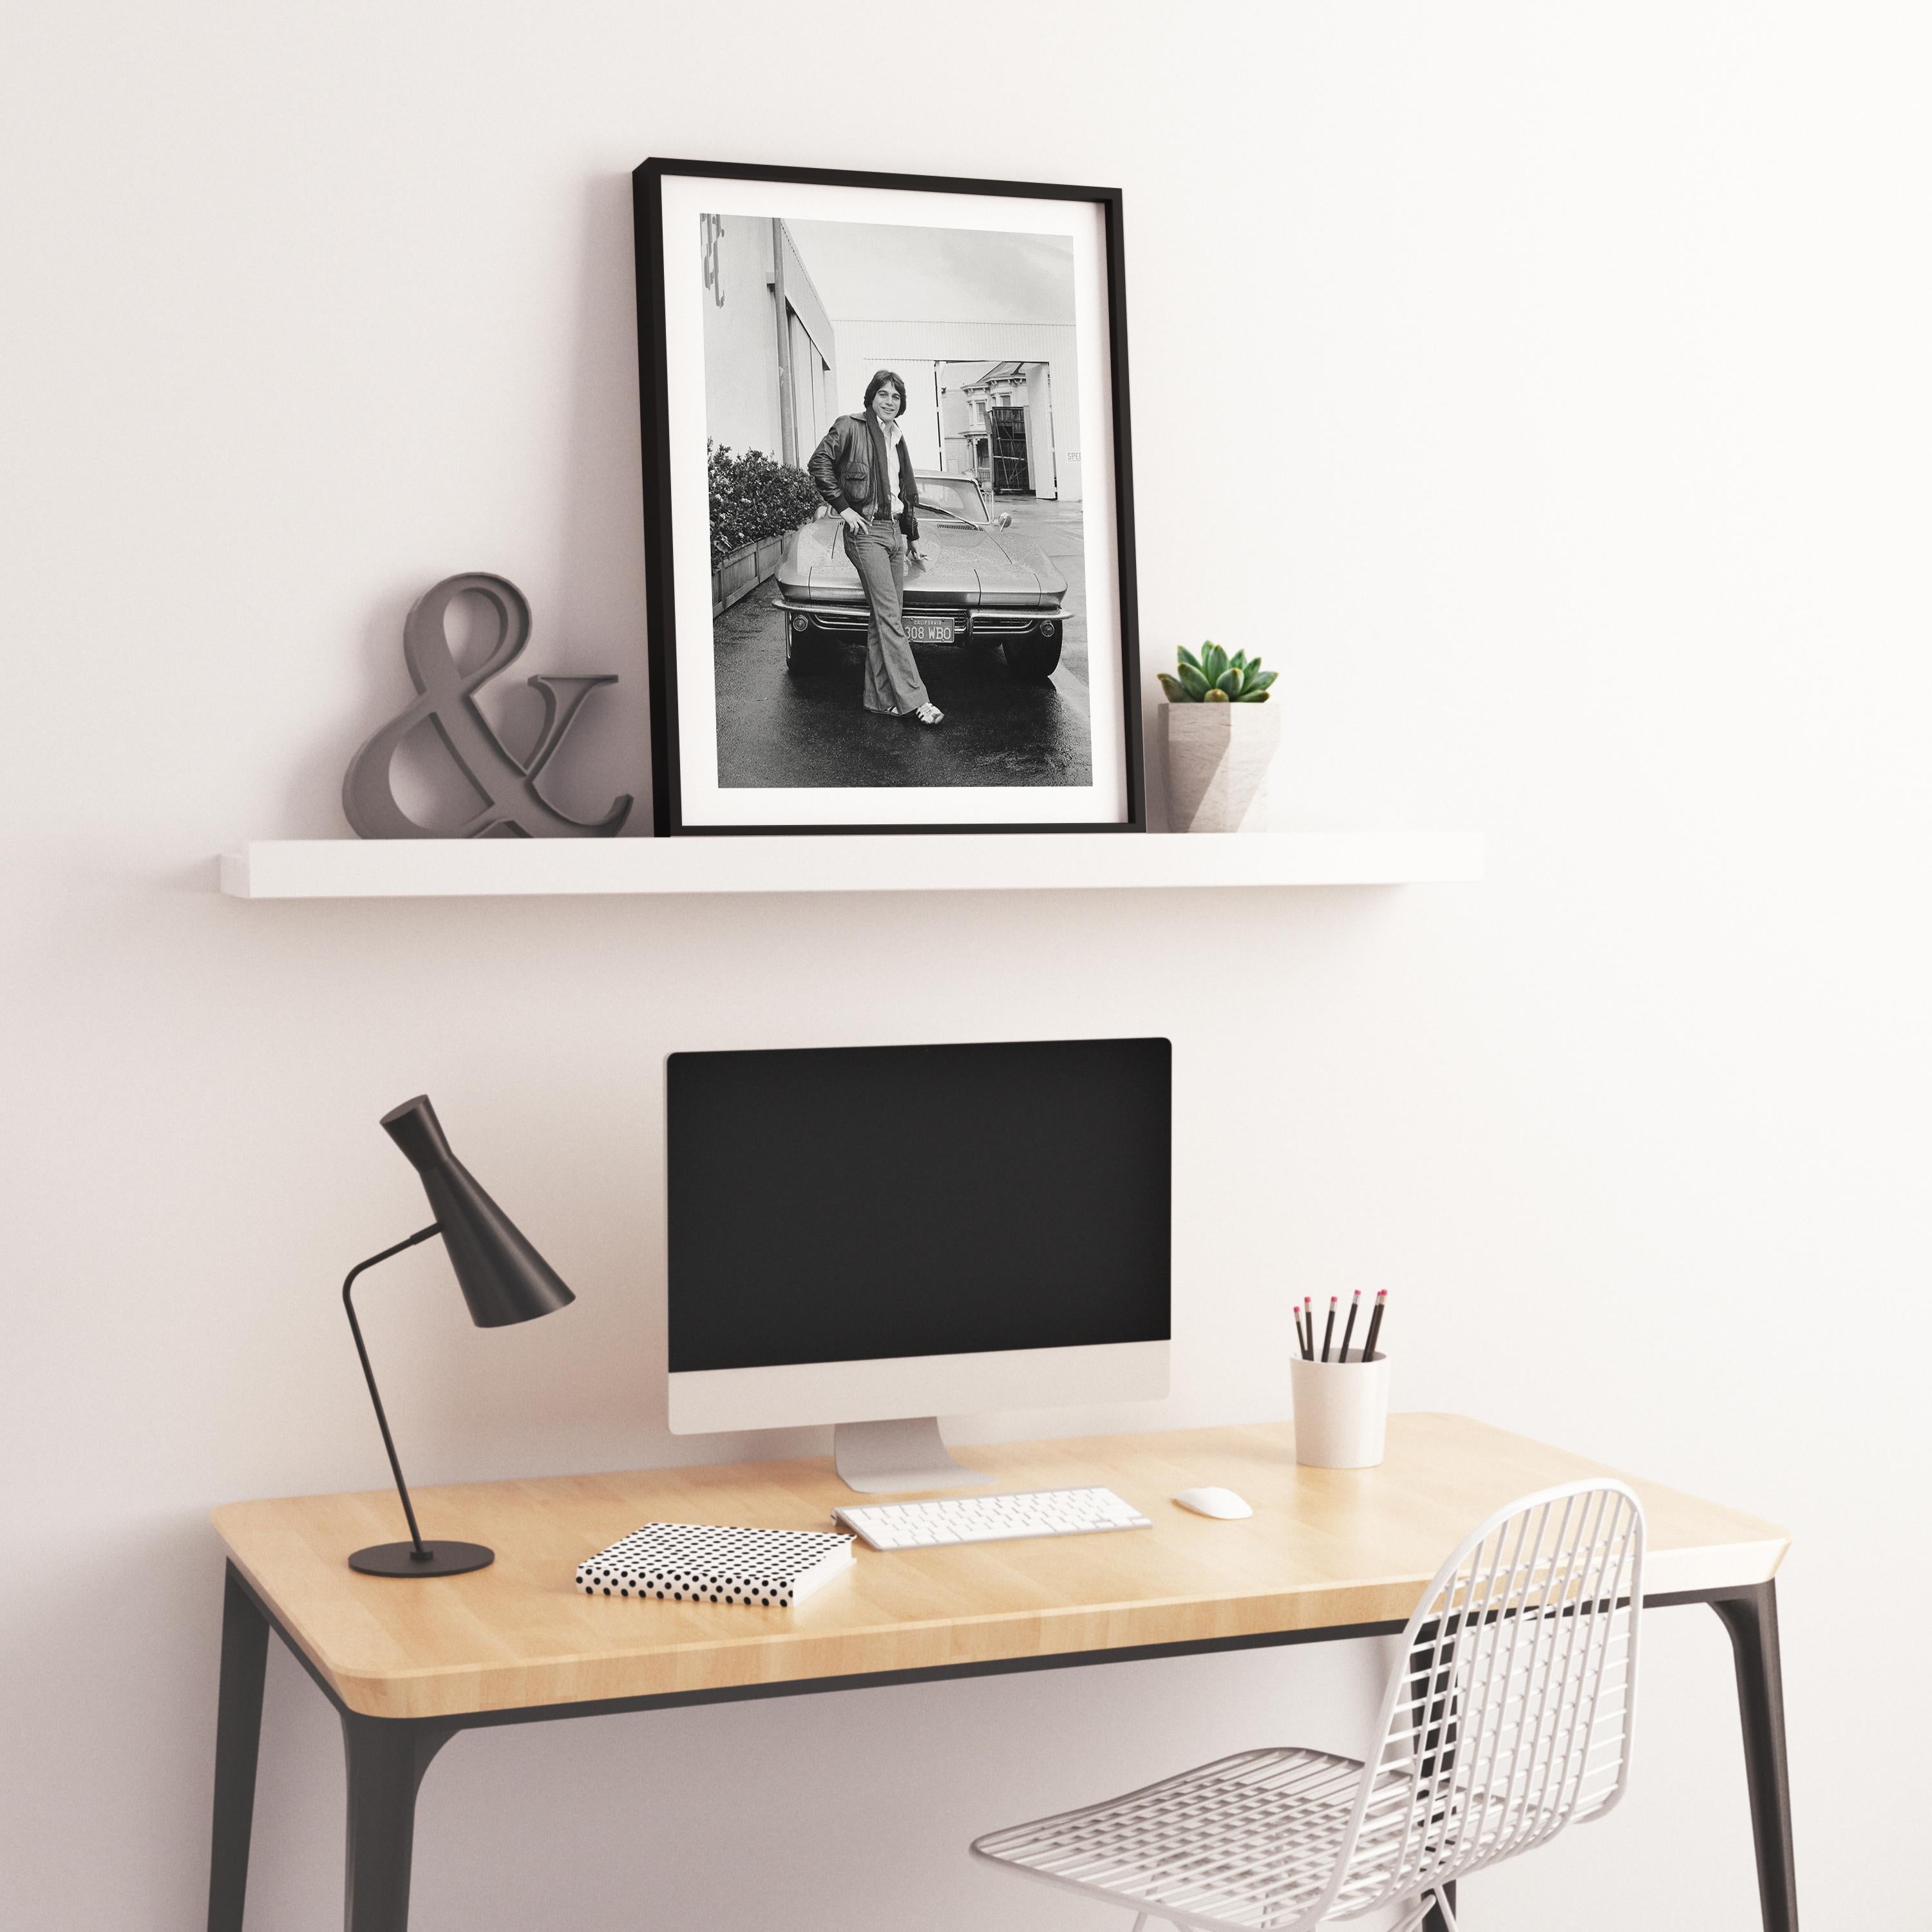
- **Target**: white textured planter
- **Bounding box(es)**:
[1162,702,1281,832]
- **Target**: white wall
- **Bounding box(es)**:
[3,4,1928,1929]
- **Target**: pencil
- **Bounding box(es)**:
[1339,1289,1361,1363]
[1303,1296,1314,1361]
[1293,1303,1306,1358]
[1320,1295,1337,1362]
[1361,1289,1388,1363]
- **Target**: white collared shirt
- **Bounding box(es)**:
[873,412,903,516]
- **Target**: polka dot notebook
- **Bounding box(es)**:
[576,1522,857,1609]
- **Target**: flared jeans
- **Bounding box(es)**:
[843,516,931,715]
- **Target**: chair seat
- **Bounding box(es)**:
[971,1746,1373,1932]
[971,1483,1643,1932]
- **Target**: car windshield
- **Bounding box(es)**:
[916,476,990,522]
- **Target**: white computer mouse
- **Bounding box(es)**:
[1172,1486,1253,1520]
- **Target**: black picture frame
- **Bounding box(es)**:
[632,156,1144,837]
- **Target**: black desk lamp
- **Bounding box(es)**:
[342,1095,574,1577]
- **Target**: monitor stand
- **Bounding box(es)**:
[833,1417,989,1495]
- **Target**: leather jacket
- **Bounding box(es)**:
[806,413,921,540]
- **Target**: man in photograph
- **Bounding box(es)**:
[806,370,945,727]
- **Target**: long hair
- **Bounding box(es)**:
[863,368,909,413]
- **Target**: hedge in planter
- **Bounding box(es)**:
[708,442,821,565]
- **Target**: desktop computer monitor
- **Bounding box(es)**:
[666,1037,1171,1492]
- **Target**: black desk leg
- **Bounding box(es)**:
[340,1712,457,1932]
[208,1564,271,1932]
[1711,1581,1799,1932]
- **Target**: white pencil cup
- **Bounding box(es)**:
[1290,1350,1390,1468]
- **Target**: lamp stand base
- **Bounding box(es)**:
[348,1540,495,1578]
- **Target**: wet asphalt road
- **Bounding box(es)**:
[712,497,1092,790]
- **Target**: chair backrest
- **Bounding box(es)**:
[1327,1479,1645,1919]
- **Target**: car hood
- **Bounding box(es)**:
[774,517,1068,609]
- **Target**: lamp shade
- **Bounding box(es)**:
[380,1095,575,1327]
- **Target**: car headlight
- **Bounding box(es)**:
[1035,620,1059,638]
[792,614,810,631]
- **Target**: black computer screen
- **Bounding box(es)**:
[667,1038,1171,1372]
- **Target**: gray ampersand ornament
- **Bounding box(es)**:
[343,573,632,838]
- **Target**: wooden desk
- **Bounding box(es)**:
[207,1416,1797,1932]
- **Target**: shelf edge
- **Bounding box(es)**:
[218,833,1486,900]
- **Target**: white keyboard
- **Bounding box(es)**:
[832,1486,1152,1550]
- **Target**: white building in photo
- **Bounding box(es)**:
[701,215,840,468]
[830,321,1083,500]
[701,220,1083,501]
[954,359,1059,497]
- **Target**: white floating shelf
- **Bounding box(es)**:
[220,833,1482,900]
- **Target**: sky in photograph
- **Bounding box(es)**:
[781,221,1075,324]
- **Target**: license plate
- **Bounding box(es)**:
[907,618,955,643]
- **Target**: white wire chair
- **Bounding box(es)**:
[971,1479,1644,1932]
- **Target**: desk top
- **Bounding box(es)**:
[212,1414,1788,1720]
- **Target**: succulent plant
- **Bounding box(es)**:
[1157,642,1275,705]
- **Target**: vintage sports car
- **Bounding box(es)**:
[771,472,1069,681]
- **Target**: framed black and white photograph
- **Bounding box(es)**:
[633,158,1143,835]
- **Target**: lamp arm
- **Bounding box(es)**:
[343,1224,443,1560]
